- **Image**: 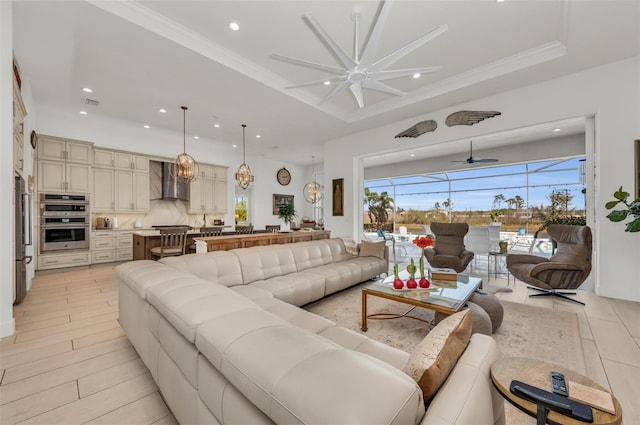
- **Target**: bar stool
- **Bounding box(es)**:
[235,225,254,234]
[189,226,223,253]
[265,225,281,233]
[150,226,189,260]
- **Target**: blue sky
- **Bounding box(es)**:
[365,158,586,211]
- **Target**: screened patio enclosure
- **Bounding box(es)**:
[364,156,587,235]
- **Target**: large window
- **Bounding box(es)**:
[364,157,586,233]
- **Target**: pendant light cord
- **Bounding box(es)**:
[181,106,188,154]
[242,124,247,162]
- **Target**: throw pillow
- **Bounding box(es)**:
[339,237,359,256]
[358,240,385,259]
[403,309,472,404]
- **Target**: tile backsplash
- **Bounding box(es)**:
[91,199,224,229]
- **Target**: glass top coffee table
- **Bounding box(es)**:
[361,271,483,331]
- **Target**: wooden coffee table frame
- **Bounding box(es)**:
[361,275,482,332]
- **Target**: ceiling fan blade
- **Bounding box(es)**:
[359,0,395,68]
[271,54,345,75]
[285,76,346,89]
[349,83,365,108]
[371,24,448,72]
[305,13,357,69]
[373,66,442,81]
[362,79,406,96]
[472,158,499,163]
[318,80,350,105]
[450,160,469,163]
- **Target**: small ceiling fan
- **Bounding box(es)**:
[450,141,499,164]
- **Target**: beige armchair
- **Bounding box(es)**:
[506,224,592,305]
[424,223,474,273]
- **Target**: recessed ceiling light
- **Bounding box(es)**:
[193,136,199,139]
[143,125,150,129]
[255,134,261,139]
[82,87,93,93]
[323,81,331,85]
[229,22,240,31]
[496,0,505,3]
[159,108,167,113]
[79,111,88,115]
[412,73,421,79]
[410,153,415,157]
[553,128,561,132]
[214,124,220,128]
[232,144,238,148]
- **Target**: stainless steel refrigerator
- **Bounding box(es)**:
[14,175,32,304]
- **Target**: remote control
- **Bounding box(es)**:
[550,371,568,397]
[510,380,593,423]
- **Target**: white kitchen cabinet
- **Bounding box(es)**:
[13,77,27,176]
[92,168,115,211]
[115,171,149,212]
[91,230,116,264]
[189,178,214,213]
[93,149,115,168]
[37,136,92,193]
[199,164,216,180]
[38,251,91,270]
[115,152,149,172]
[214,166,228,181]
[38,136,92,164]
[38,160,91,193]
[214,179,228,214]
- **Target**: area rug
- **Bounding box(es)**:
[304,283,586,425]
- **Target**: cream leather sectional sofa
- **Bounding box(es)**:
[117,238,504,425]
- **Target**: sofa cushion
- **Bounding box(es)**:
[359,240,386,259]
[403,309,472,403]
[291,241,334,271]
[160,251,244,287]
[232,246,297,285]
[339,237,359,255]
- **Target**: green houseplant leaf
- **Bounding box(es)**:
[605,187,640,232]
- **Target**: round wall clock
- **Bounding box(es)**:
[276,167,291,186]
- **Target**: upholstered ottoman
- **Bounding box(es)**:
[434,302,492,336]
[469,291,504,333]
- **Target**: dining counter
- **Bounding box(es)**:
[132,229,331,260]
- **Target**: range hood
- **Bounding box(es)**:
[150,160,190,201]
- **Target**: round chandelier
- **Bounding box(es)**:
[235,124,254,189]
[303,156,323,203]
[172,106,199,184]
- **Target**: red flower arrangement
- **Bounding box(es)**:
[413,236,434,288]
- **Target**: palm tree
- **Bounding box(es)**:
[363,188,394,228]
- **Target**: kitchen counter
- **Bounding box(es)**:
[133,229,331,260]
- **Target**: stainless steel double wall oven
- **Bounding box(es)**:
[39,193,90,253]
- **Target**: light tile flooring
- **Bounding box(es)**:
[1,263,638,425]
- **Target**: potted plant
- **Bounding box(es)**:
[278,203,297,231]
[605,186,640,232]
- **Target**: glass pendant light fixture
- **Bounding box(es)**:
[303,156,323,203]
[172,106,199,183]
[235,124,254,189]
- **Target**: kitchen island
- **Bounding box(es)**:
[133,229,331,260]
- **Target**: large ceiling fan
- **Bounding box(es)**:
[271,0,447,109]
[451,141,499,164]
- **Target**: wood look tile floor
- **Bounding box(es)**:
[1,263,638,425]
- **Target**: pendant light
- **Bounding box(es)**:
[303,156,323,203]
[172,106,199,183]
[235,124,254,189]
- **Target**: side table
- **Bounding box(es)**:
[491,357,622,425]
[488,251,512,284]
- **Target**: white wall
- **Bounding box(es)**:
[324,56,640,302]
[1,1,16,338]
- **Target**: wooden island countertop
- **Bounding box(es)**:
[133,229,331,260]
